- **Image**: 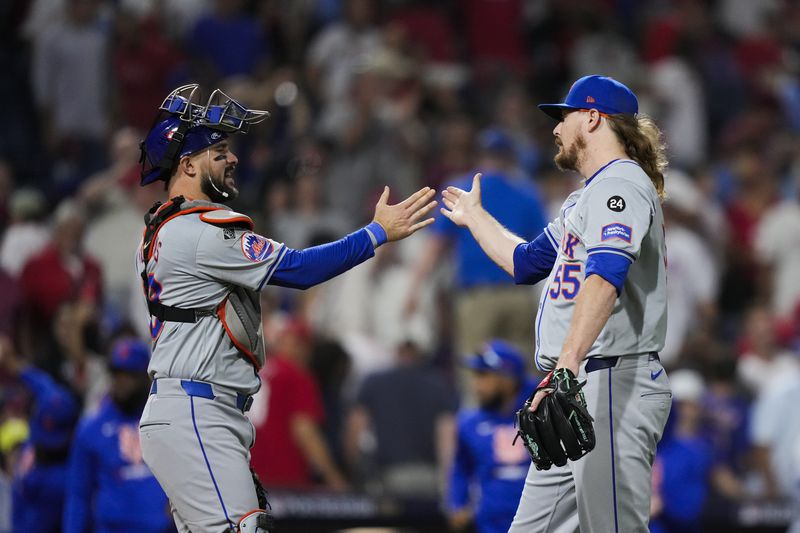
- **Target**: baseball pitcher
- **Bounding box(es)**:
[440,75,672,532]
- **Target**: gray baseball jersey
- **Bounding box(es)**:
[138,201,384,532]
[510,159,672,533]
[534,158,667,371]
[135,211,285,395]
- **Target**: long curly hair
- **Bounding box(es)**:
[606,114,668,201]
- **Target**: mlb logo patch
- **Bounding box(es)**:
[601,223,632,243]
[242,233,273,262]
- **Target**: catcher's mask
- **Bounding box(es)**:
[139,84,269,186]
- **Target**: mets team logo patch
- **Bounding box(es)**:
[601,223,632,243]
[242,233,273,262]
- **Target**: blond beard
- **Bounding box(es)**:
[554,132,587,173]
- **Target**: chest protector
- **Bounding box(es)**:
[140,196,266,369]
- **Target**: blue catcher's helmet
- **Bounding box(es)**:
[140,84,269,186]
[140,117,229,185]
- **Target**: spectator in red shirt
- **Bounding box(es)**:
[0,267,20,338]
[463,0,526,75]
[720,149,777,313]
[19,201,102,371]
[249,318,348,490]
[112,11,182,131]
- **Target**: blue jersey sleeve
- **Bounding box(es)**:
[513,231,558,285]
[267,223,385,290]
[447,418,475,511]
[63,422,95,533]
[19,367,64,400]
[585,252,632,295]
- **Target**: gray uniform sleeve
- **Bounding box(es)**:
[579,178,655,263]
[544,201,567,250]
[195,224,286,292]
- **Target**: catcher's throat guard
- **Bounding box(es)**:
[514,368,596,470]
[140,197,266,369]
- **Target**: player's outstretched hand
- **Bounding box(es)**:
[440,173,484,228]
[373,186,437,242]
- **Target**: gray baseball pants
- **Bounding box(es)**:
[139,378,258,533]
[509,353,671,533]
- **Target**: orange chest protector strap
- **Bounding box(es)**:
[140,196,265,369]
[140,196,222,323]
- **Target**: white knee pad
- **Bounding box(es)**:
[237,509,273,533]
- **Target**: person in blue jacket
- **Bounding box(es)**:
[0,335,79,533]
[447,339,537,533]
[64,337,173,533]
[405,129,548,394]
[650,370,715,533]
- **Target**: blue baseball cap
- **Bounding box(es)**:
[538,75,638,121]
[478,128,515,154]
[110,337,151,373]
[29,391,79,450]
[465,340,526,380]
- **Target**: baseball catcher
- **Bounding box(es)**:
[137,82,436,533]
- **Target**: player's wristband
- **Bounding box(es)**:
[365,222,388,247]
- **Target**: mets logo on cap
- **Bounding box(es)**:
[242,233,273,262]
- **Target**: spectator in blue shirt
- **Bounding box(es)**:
[447,340,537,533]
[63,338,173,533]
[650,370,714,533]
[405,129,547,396]
[345,340,457,498]
[700,355,748,501]
[190,0,268,81]
[0,336,79,533]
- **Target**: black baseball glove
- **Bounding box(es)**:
[514,368,595,470]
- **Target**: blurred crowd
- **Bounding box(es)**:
[2,0,800,531]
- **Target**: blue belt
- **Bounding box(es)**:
[149,379,253,413]
[584,353,659,374]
